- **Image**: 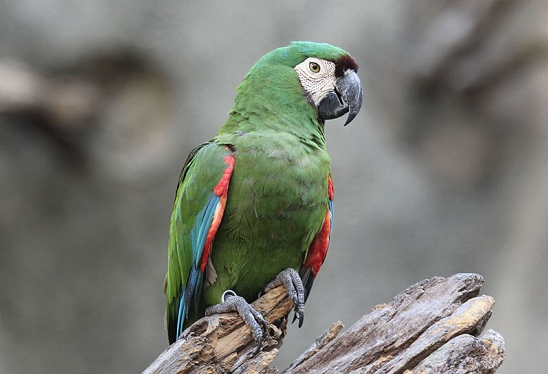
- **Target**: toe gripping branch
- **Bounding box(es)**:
[204,268,307,353]
[265,268,306,327]
[206,291,269,351]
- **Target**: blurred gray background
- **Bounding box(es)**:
[0,0,546,373]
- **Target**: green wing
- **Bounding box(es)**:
[165,141,235,343]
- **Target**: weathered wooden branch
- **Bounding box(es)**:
[143,273,505,373]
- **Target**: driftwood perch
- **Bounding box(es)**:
[143,273,505,373]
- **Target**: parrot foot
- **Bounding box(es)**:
[205,290,268,352]
[265,268,305,327]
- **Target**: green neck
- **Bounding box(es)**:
[218,63,326,149]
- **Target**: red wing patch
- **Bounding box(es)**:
[303,174,334,276]
[199,151,235,272]
[303,207,332,276]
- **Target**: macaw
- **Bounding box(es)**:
[165,41,363,345]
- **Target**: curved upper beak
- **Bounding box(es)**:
[317,70,363,126]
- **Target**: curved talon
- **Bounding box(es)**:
[205,292,268,352]
[266,268,306,327]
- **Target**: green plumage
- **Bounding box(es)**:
[165,42,357,343]
[209,131,330,299]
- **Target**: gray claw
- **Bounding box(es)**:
[266,268,306,327]
[206,291,268,351]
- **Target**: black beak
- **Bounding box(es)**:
[317,70,363,126]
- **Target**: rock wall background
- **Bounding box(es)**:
[0,1,546,373]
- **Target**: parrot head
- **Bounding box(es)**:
[230,41,363,129]
[291,44,363,126]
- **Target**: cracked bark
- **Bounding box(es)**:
[143,273,505,374]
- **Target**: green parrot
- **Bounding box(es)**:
[165,41,363,345]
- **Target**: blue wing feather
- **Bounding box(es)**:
[175,195,219,339]
[191,194,221,264]
[165,143,234,344]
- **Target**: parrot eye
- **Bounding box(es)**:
[309,61,321,73]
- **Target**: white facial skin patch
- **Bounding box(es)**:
[294,58,337,106]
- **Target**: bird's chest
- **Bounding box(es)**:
[207,138,331,302]
[222,142,328,252]
[228,141,330,231]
